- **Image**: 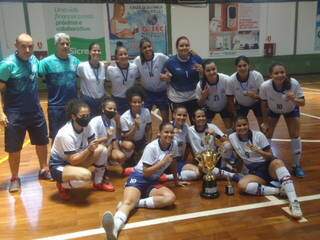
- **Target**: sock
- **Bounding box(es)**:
[180,170,199,180]
[94,147,108,184]
[62,180,88,189]
[212,167,234,179]
[114,211,127,236]
[291,138,302,167]
[163,174,174,180]
[138,197,155,208]
[245,182,279,196]
[276,167,298,202]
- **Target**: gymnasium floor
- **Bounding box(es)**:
[0,75,319,240]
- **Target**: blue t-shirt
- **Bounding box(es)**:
[163,54,203,92]
[0,53,41,113]
[39,54,80,107]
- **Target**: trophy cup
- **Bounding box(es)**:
[195,132,220,199]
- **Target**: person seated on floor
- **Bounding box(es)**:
[188,108,241,181]
[49,99,113,200]
[89,97,134,176]
[120,86,152,166]
[228,115,303,219]
[102,122,189,240]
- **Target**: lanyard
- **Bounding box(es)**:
[120,67,129,84]
[146,59,154,77]
[92,67,100,83]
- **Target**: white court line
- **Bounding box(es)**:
[35,193,320,240]
[304,91,320,95]
[272,138,320,143]
[302,87,320,92]
[301,112,320,120]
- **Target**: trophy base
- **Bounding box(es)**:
[200,191,220,199]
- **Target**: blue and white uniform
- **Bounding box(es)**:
[196,73,230,119]
[106,62,139,114]
[89,115,117,147]
[226,70,264,117]
[163,54,203,117]
[120,108,151,143]
[188,123,224,155]
[229,130,274,182]
[39,54,80,139]
[0,53,48,152]
[77,61,106,116]
[126,139,178,197]
[133,53,169,111]
[49,121,95,182]
[259,78,304,118]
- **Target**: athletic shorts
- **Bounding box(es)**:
[5,110,49,152]
[125,171,163,198]
[144,89,169,111]
[268,106,300,118]
[236,101,262,117]
[48,106,67,139]
[112,95,129,115]
[49,154,69,183]
[245,160,276,183]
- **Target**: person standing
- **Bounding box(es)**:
[0,33,50,192]
[77,43,106,117]
[39,33,80,140]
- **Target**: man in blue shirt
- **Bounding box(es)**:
[0,33,51,192]
[39,33,80,140]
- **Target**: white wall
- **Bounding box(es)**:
[297,1,320,54]
[0,2,26,57]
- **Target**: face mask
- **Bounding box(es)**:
[104,110,116,119]
[75,115,91,127]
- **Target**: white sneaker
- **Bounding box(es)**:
[290,200,303,219]
[102,211,117,240]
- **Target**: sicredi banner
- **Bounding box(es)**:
[44,4,107,61]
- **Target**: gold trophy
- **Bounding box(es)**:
[195,132,220,199]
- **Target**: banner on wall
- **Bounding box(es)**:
[43,4,106,61]
[209,3,260,58]
[315,0,320,50]
[107,3,168,59]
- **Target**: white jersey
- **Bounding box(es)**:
[259,78,304,114]
[134,139,179,180]
[106,62,139,98]
[120,108,151,141]
[173,123,189,158]
[226,70,264,107]
[133,53,169,92]
[51,121,95,160]
[195,73,230,112]
[229,130,270,165]
[77,61,106,99]
[188,123,224,154]
[88,115,117,146]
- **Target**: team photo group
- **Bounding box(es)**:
[0,31,306,240]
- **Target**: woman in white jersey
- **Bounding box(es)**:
[120,86,152,166]
[49,99,112,201]
[106,42,139,114]
[226,56,264,127]
[77,43,106,117]
[260,63,305,177]
[102,122,188,240]
[188,108,241,181]
[133,38,169,122]
[229,116,303,219]
[89,97,135,178]
[196,59,233,134]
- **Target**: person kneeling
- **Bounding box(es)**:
[229,116,303,219]
[49,99,113,201]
